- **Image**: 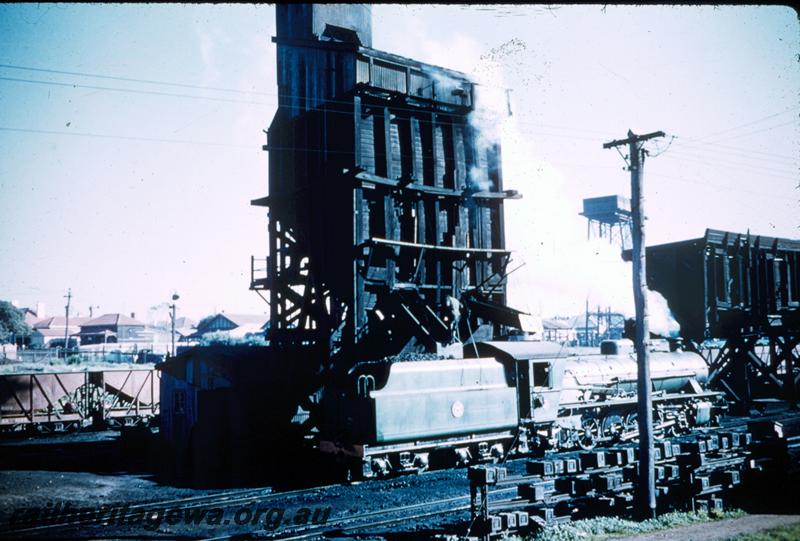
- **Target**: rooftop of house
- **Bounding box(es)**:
[32,327,81,337]
[33,316,91,329]
[81,313,146,328]
[217,313,269,328]
[198,313,268,329]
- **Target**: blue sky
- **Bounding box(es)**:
[0,4,797,322]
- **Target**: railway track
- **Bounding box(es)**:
[5,409,797,540]
[245,409,800,541]
[2,483,337,537]
[204,487,521,541]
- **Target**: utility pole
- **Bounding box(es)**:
[585,298,590,347]
[63,288,72,356]
[603,129,664,519]
[169,293,180,357]
[596,305,602,342]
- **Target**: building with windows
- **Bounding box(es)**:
[78,313,146,345]
[189,313,269,341]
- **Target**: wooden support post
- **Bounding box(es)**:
[604,129,664,520]
[630,135,655,519]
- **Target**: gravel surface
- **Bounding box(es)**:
[0,428,511,539]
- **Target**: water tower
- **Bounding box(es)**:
[580,195,632,251]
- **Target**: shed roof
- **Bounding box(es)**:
[542,318,574,330]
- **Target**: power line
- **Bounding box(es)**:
[647,135,675,158]
[2,62,797,154]
[0,62,273,96]
[0,74,489,129]
[707,119,799,144]
[1,126,793,205]
[0,126,254,149]
[0,73,613,141]
[3,121,796,190]
[646,171,797,201]
[7,64,792,157]
[661,148,799,180]
[0,64,515,124]
[689,106,800,142]
[0,76,274,107]
[1,67,796,176]
[670,138,797,166]
[0,64,631,138]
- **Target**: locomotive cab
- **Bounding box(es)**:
[468,341,567,425]
[516,358,564,424]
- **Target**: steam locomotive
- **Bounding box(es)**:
[320,340,723,479]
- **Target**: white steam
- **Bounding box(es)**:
[462,46,636,321]
[647,289,681,338]
[424,36,684,331]
[454,49,631,320]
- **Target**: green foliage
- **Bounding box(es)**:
[731,522,800,541]
[522,510,746,541]
[198,331,267,347]
[0,301,32,344]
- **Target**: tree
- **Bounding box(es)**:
[0,301,32,344]
[198,331,267,347]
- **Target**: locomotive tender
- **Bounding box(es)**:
[321,340,722,478]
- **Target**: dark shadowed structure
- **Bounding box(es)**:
[251,4,522,370]
[626,229,800,408]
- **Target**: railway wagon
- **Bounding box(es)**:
[321,341,721,478]
[0,368,159,433]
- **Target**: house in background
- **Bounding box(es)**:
[78,313,146,345]
[190,313,269,341]
[30,316,89,348]
[570,312,627,347]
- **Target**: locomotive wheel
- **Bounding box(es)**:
[578,418,600,450]
[601,414,624,440]
[623,412,638,440]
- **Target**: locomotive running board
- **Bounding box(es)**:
[320,429,517,459]
[559,390,721,411]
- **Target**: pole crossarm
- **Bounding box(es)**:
[603,130,665,149]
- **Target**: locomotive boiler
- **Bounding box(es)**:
[320,340,722,479]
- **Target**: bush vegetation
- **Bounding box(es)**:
[519,509,745,541]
